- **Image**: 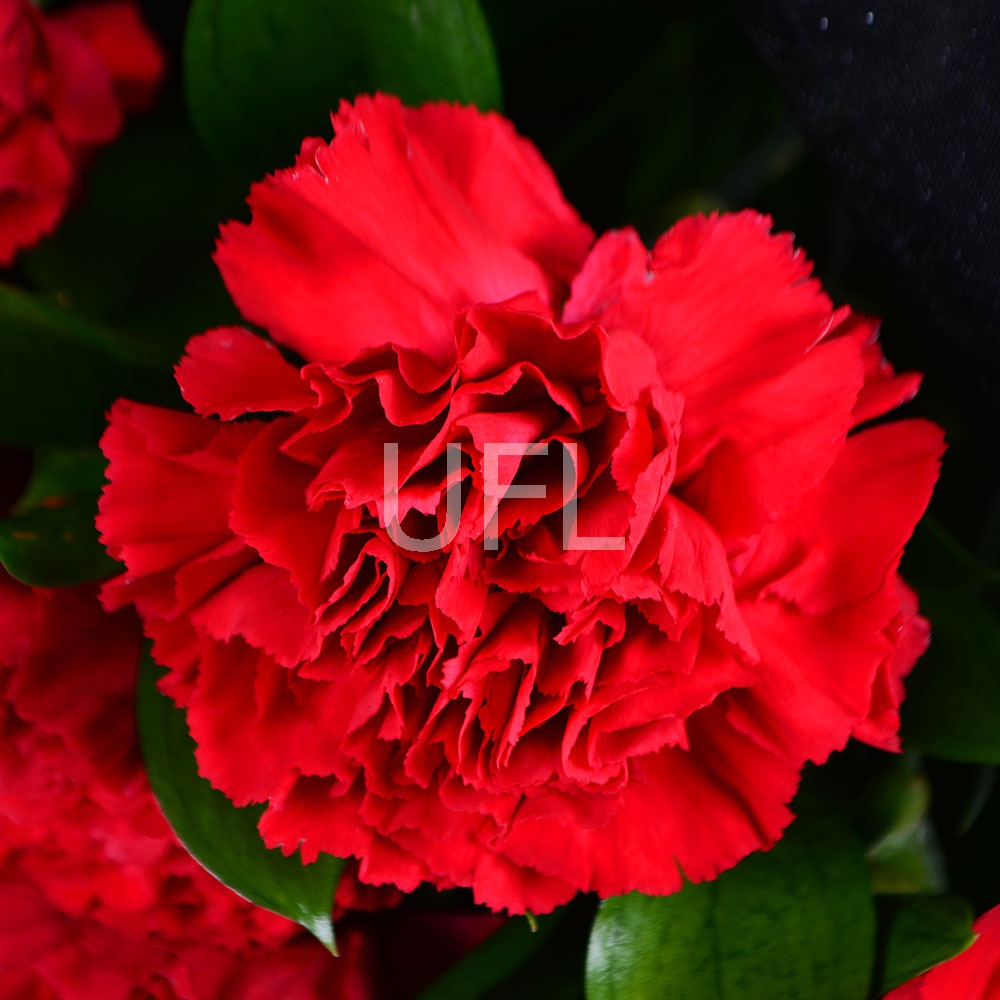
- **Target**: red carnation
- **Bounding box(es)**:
[0,0,164,264]
[884,904,1000,998]
[99,94,944,914]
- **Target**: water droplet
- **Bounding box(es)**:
[865,11,874,25]
[819,15,829,30]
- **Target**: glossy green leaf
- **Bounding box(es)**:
[0,449,119,587]
[876,895,976,993]
[184,0,502,180]
[137,653,345,952]
[0,283,175,446]
[901,587,1000,764]
[585,798,874,1000]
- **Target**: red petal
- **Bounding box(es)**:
[497,701,799,902]
[43,19,120,146]
[854,581,929,751]
[189,563,320,667]
[98,401,258,582]
[0,118,73,263]
[0,3,35,113]
[676,334,864,540]
[176,327,315,419]
[739,419,945,614]
[727,585,901,765]
[565,215,833,427]
[52,1,165,111]
[831,311,924,425]
[592,707,799,893]
[403,100,593,289]
[215,95,592,365]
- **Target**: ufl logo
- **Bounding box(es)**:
[382,442,626,554]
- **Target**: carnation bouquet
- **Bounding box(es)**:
[2,1,999,997]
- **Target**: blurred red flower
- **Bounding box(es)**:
[0,575,337,998]
[0,0,164,264]
[884,904,1000,999]
[99,94,943,914]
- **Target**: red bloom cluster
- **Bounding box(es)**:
[885,904,1000,998]
[99,95,944,914]
[0,574,344,998]
[0,0,164,264]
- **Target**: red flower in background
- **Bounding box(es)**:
[0,575,343,998]
[0,0,164,264]
[99,95,944,914]
[884,904,1000,999]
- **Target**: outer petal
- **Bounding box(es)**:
[585,703,799,897]
[176,327,315,419]
[831,311,924,426]
[853,580,929,752]
[215,94,593,365]
[676,334,864,541]
[737,419,945,614]
[402,101,592,288]
[727,587,901,765]
[98,401,259,606]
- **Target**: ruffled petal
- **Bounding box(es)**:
[215,94,592,365]
[176,327,315,419]
[738,419,945,614]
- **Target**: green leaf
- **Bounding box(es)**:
[0,448,119,587]
[584,797,875,1000]
[0,283,175,446]
[876,895,976,993]
[901,587,1000,764]
[183,0,502,180]
[137,652,345,951]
